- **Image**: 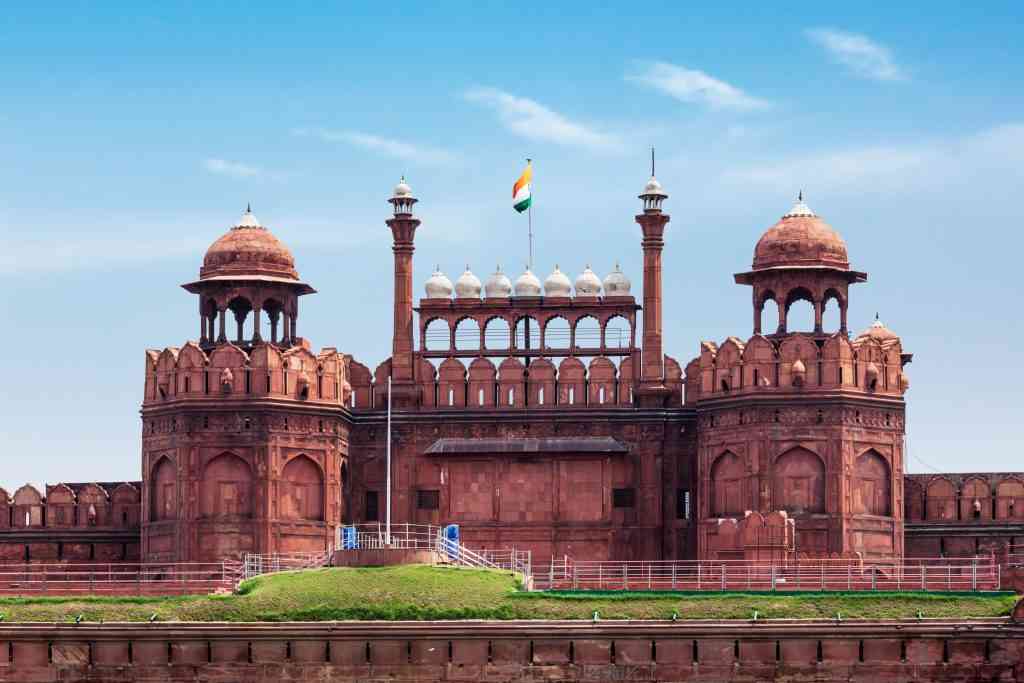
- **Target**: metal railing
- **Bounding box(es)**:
[0,561,242,595]
[532,556,1000,592]
[242,551,331,581]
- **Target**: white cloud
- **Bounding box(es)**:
[203,158,263,178]
[627,61,771,111]
[722,123,1024,194]
[464,87,622,151]
[806,28,907,82]
[293,128,456,165]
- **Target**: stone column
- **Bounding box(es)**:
[252,307,262,343]
[634,205,671,406]
[217,305,227,343]
[386,192,422,408]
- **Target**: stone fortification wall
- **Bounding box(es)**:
[0,618,1020,682]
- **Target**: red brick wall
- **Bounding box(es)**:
[0,618,1019,682]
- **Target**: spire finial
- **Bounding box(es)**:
[246,202,251,213]
[651,146,655,177]
[798,190,803,202]
[875,312,880,321]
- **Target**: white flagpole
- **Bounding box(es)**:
[527,158,533,270]
[386,376,392,546]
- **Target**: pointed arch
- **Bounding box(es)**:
[773,447,825,514]
[200,452,253,518]
[150,456,177,521]
[281,454,324,521]
[852,449,890,516]
[711,451,745,517]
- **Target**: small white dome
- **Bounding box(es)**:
[641,175,666,197]
[235,206,261,229]
[783,192,815,218]
[513,268,542,297]
[484,265,512,298]
[424,267,453,299]
[454,266,481,299]
[574,264,602,296]
[544,265,572,297]
[393,176,413,198]
[603,262,631,295]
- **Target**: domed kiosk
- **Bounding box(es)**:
[735,195,866,336]
[183,207,315,348]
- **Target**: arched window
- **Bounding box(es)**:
[574,316,601,350]
[200,453,253,518]
[424,318,451,351]
[853,450,890,516]
[454,317,481,352]
[822,290,842,333]
[784,288,815,332]
[483,317,510,350]
[543,316,570,350]
[514,316,540,350]
[604,315,631,349]
[150,457,176,521]
[710,451,745,517]
[773,447,825,514]
[281,455,324,521]
[227,296,253,344]
[759,291,779,334]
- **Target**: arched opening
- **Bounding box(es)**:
[200,452,253,518]
[483,317,510,350]
[543,316,570,350]
[604,315,631,349]
[574,316,601,350]
[262,298,285,344]
[150,457,176,521]
[773,447,825,514]
[281,455,324,521]
[227,296,253,344]
[822,290,842,333]
[423,318,451,351]
[711,451,745,517]
[853,450,890,516]
[514,316,540,350]
[784,288,815,333]
[454,317,481,352]
[758,291,779,334]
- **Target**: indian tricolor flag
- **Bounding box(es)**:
[512,161,532,213]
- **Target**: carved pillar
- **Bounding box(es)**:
[813,299,823,334]
[252,307,262,343]
[217,305,227,343]
[234,308,245,344]
[776,299,787,334]
[269,310,279,344]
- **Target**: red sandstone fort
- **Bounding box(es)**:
[2,175,1021,566]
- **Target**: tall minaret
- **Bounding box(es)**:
[634,155,671,407]
[386,177,420,407]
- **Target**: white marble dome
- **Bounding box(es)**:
[574,264,602,296]
[454,266,482,299]
[484,265,512,298]
[424,267,453,299]
[544,265,572,297]
[513,268,542,297]
[603,262,631,295]
[641,175,666,197]
[393,176,413,198]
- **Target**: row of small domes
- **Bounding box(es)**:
[425,264,632,299]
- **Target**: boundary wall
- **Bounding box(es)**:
[0,618,1020,681]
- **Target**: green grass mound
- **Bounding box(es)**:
[0,565,1014,623]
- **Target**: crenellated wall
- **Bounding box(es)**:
[0,483,140,563]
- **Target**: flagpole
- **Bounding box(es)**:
[527,158,533,270]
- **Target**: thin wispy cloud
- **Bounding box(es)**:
[292,128,457,165]
[806,28,907,82]
[464,87,622,151]
[627,61,771,111]
[203,158,263,178]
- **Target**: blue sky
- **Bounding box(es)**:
[1,2,1022,489]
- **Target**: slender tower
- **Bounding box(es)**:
[634,158,671,406]
[386,177,421,408]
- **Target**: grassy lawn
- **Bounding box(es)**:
[0,565,1015,623]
